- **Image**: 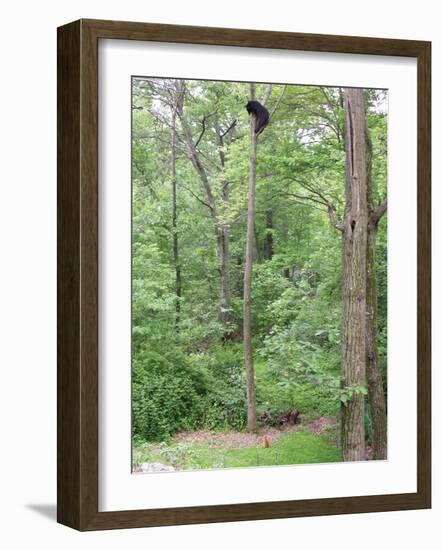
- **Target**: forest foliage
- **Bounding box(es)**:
[131,78,387,449]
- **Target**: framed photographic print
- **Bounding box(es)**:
[57,19,431,530]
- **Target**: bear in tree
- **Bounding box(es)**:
[245,100,270,135]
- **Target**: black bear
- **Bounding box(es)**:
[245,100,270,135]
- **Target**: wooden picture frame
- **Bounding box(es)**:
[57,18,431,531]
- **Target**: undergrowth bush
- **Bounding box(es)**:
[189,344,247,431]
[132,350,209,441]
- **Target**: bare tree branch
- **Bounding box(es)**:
[261,84,272,106]
[178,110,218,219]
[372,197,387,224]
[180,182,214,212]
[230,211,248,225]
[327,205,344,232]
[270,182,344,232]
[269,86,287,119]
[134,132,189,157]
[194,110,217,148]
[272,190,328,208]
[320,87,343,141]
[220,119,237,138]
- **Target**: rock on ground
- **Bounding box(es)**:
[133,462,176,473]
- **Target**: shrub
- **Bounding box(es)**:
[132,350,208,442]
[189,344,248,431]
[256,368,339,421]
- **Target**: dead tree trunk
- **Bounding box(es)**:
[341,88,368,461]
[243,83,258,433]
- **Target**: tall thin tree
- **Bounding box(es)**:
[170,80,184,328]
[243,83,258,433]
[365,117,388,459]
[177,85,235,335]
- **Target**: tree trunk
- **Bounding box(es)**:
[254,223,262,263]
[341,88,368,461]
[217,225,233,328]
[264,209,274,260]
[366,217,387,459]
[243,84,257,433]
[180,102,233,334]
[365,119,388,460]
[171,90,182,329]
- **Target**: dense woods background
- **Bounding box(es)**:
[131,78,388,471]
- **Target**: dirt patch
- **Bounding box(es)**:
[302,416,337,435]
[174,416,337,449]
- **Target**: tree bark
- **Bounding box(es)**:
[243,84,257,433]
[217,225,233,327]
[254,223,262,263]
[365,118,388,460]
[264,209,274,260]
[216,132,234,330]
[341,88,368,461]
[171,83,183,329]
[366,215,387,459]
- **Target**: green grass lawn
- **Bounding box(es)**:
[134,429,341,471]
